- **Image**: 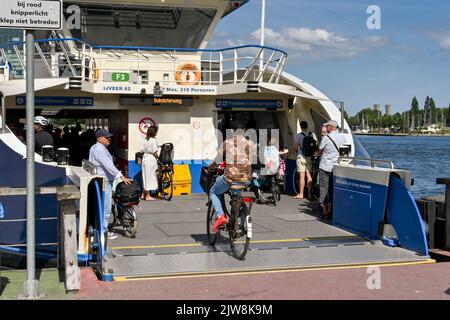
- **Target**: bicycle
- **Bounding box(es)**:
[157,160,174,201]
[205,169,254,260]
[157,143,175,201]
[111,181,140,238]
[268,174,281,205]
[250,163,281,206]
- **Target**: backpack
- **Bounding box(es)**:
[158,143,174,165]
[301,132,316,157]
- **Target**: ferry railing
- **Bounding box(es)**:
[337,157,395,169]
[0,38,288,86]
[0,38,86,80]
[0,185,81,293]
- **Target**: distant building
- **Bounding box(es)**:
[0,29,25,78]
[385,104,392,116]
[373,104,381,112]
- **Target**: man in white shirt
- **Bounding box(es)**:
[317,120,346,218]
[292,121,317,199]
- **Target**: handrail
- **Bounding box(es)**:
[0,37,288,57]
[337,157,395,169]
[0,38,288,85]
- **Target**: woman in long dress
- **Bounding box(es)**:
[140,126,159,201]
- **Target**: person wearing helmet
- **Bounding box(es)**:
[34,116,54,155]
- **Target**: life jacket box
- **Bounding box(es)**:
[172,164,191,196]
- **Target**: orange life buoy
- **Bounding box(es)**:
[175,63,201,85]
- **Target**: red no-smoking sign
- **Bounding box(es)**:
[138,117,157,135]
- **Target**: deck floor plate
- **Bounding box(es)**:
[105,244,430,279]
[110,236,370,257]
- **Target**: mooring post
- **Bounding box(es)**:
[436,178,450,250]
[57,185,81,293]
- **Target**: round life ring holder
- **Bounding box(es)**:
[175,63,201,85]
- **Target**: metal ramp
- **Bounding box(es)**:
[92,194,434,281]
[103,237,433,280]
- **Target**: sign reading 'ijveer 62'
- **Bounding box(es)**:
[0,0,62,30]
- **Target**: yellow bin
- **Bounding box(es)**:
[171,164,192,196]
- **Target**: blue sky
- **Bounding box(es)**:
[211,0,450,115]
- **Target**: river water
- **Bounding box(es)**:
[356,135,450,198]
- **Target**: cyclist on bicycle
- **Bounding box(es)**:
[207,126,256,233]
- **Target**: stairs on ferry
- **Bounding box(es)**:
[69,76,82,90]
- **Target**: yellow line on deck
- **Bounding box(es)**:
[113,259,435,282]
[111,236,362,250]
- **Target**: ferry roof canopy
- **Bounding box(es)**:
[222,0,250,18]
[53,1,248,48]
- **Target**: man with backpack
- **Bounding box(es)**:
[292,121,317,199]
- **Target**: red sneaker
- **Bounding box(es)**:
[213,214,228,233]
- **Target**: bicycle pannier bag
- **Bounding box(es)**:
[135,152,144,165]
[158,143,174,165]
[115,180,141,204]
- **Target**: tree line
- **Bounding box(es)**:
[347,97,450,132]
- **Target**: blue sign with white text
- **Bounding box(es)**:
[216,99,283,109]
[16,96,94,107]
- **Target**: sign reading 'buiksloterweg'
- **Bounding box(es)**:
[0,0,62,30]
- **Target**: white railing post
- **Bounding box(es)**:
[89,46,93,82]
[81,43,86,80]
[99,48,103,82]
[256,49,275,82]
[209,51,212,85]
[137,49,140,84]
[275,54,286,84]
[14,45,26,76]
[219,51,223,86]
[234,49,238,84]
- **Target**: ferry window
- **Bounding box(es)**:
[63,4,216,48]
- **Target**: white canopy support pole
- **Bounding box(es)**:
[259,0,266,75]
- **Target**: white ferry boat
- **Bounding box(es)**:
[0,0,430,281]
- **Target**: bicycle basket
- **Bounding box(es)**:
[158,143,174,165]
[115,180,141,204]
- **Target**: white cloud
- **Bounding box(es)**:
[210,27,389,63]
[431,32,450,50]
[252,27,388,61]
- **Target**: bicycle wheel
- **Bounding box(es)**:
[229,201,251,260]
[160,171,174,201]
[206,200,218,245]
[122,207,138,238]
[271,176,280,205]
